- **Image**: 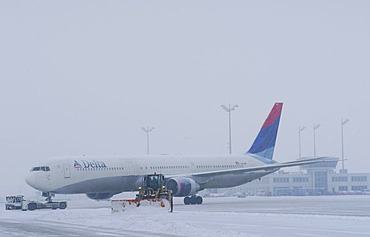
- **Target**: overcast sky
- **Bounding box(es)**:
[1,1,369,195]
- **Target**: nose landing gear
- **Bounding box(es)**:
[184,195,203,205]
[42,192,55,203]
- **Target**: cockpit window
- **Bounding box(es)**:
[31,166,50,172]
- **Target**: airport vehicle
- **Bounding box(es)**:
[25,103,334,205]
[5,195,25,210]
[111,173,173,213]
[5,195,67,211]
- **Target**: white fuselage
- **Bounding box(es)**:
[25,154,274,196]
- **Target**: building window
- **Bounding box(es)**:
[314,171,328,192]
[338,186,348,191]
[332,176,348,182]
[293,177,309,183]
[273,187,290,195]
[351,176,367,182]
[351,186,367,191]
[273,177,289,183]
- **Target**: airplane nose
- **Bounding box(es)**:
[25,173,37,187]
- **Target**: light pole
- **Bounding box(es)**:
[298,126,306,158]
[341,118,350,170]
[221,104,238,154]
[313,123,321,157]
[141,126,155,155]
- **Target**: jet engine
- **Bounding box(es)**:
[165,177,200,197]
[86,192,114,200]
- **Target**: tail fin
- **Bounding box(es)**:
[247,102,283,160]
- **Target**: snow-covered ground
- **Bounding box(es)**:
[1,195,370,236]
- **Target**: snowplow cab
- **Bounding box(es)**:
[138,173,168,199]
[144,173,164,191]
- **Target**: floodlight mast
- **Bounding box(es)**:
[141,126,155,155]
[341,118,350,170]
[298,126,306,158]
[221,104,238,154]
[313,124,321,157]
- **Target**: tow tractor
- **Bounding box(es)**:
[111,173,173,213]
[5,195,67,211]
[5,195,24,210]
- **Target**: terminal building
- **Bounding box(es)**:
[225,157,370,196]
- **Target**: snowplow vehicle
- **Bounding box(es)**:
[111,173,173,213]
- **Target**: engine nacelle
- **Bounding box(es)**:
[86,192,114,200]
[165,177,200,197]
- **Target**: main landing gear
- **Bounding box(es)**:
[183,195,203,205]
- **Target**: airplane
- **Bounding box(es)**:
[25,102,331,205]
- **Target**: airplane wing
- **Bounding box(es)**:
[171,156,337,183]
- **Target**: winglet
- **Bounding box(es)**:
[247,102,283,160]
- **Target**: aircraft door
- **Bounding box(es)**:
[63,164,71,178]
[125,162,135,175]
[191,162,196,173]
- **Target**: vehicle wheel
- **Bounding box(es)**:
[28,203,37,211]
[59,202,67,210]
[184,196,191,205]
[190,196,197,205]
[196,196,203,204]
